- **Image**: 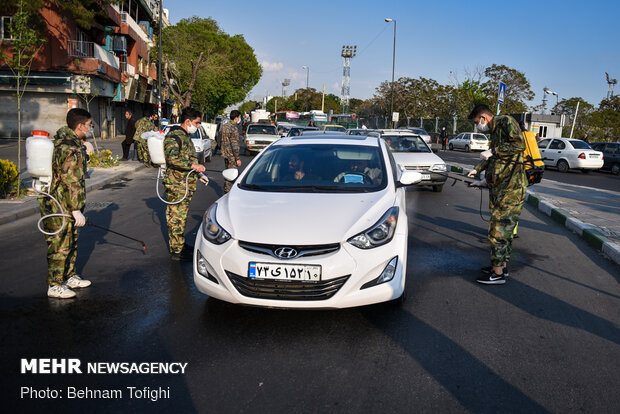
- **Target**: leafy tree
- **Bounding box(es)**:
[238,101,260,114]
[157,16,262,118]
[553,97,594,137]
[586,96,620,141]
[482,64,534,114]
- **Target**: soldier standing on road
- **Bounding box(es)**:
[163,108,206,261]
[121,110,136,161]
[40,108,92,298]
[221,110,242,193]
[440,126,448,150]
[467,104,527,285]
[134,111,159,165]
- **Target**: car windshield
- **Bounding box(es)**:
[325,126,345,131]
[569,140,591,149]
[248,125,277,135]
[382,135,431,153]
[239,144,387,193]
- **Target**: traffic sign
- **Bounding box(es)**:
[498,82,506,104]
[392,112,399,122]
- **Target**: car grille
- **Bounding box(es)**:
[226,272,349,301]
[238,241,340,259]
[254,140,272,145]
[404,165,430,171]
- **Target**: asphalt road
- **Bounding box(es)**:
[1,154,619,413]
[437,149,620,192]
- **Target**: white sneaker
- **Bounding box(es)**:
[66,275,91,289]
[48,285,76,299]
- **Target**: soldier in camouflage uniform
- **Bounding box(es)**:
[220,110,242,193]
[39,108,93,298]
[134,112,158,164]
[467,104,527,284]
[163,108,207,260]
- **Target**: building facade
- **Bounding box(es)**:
[0,0,169,139]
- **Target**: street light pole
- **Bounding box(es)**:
[385,18,396,128]
[157,0,163,128]
[302,66,309,89]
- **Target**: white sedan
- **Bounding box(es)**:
[448,132,490,152]
[193,135,422,309]
[164,124,212,163]
[537,137,604,173]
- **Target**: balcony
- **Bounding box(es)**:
[121,62,136,75]
[68,40,120,71]
[120,12,153,46]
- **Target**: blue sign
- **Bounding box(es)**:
[498,82,506,104]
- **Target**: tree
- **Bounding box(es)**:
[586,96,620,141]
[157,17,262,118]
[482,64,534,114]
[0,0,44,195]
[552,97,594,137]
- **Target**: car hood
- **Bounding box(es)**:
[392,152,444,167]
[216,189,396,245]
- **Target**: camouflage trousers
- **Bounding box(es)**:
[488,186,526,266]
[164,182,195,253]
[39,201,78,286]
[223,160,237,193]
[135,138,151,163]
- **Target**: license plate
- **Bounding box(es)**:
[421,174,431,180]
[248,262,321,281]
[590,154,599,158]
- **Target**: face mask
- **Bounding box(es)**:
[477,119,489,132]
[83,124,94,138]
[187,124,198,134]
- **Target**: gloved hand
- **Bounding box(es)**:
[480,149,493,160]
[198,172,209,185]
[72,210,86,227]
[470,178,487,187]
[467,170,477,178]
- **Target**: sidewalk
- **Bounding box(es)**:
[446,161,620,267]
[0,161,145,225]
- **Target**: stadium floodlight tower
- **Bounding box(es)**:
[341,45,357,114]
[606,72,617,99]
[282,78,291,97]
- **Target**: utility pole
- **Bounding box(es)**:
[569,101,580,139]
[322,84,325,113]
[157,0,163,128]
[385,18,396,127]
[340,45,356,114]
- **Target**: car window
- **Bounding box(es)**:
[548,140,566,150]
[248,125,277,135]
[538,139,551,149]
[239,144,387,193]
[591,143,603,151]
[473,134,487,140]
[608,143,619,153]
[381,135,430,153]
[569,140,591,149]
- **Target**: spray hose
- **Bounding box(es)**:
[33,182,73,236]
[155,167,209,205]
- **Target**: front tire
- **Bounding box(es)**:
[199,151,205,164]
[465,145,470,152]
[448,143,454,150]
[611,163,620,175]
[557,160,569,173]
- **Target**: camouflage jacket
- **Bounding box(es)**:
[163,126,198,187]
[134,117,157,141]
[475,115,527,194]
[44,126,86,214]
[220,121,240,165]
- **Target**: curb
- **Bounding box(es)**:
[0,164,145,226]
[445,163,620,267]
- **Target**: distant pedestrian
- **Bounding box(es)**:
[440,126,448,150]
[40,108,93,298]
[308,120,315,127]
[221,110,242,193]
[467,104,527,285]
[583,133,589,143]
[134,112,159,165]
[121,110,136,160]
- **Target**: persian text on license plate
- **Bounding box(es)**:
[248,263,321,281]
[421,174,431,180]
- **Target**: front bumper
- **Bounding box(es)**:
[193,233,407,309]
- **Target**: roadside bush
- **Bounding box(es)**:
[88,150,120,168]
[0,159,19,198]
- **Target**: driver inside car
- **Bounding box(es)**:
[334,159,382,185]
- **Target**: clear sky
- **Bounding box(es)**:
[168,0,620,109]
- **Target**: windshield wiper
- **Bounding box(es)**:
[239,183,270,191]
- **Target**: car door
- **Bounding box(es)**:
[537,139,551,166]
[545,139,566,166]
[453,133,463,149]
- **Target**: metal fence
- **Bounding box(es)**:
[67,40,94,58]
[359,116,476,137]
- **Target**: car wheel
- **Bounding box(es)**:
[448,143,454,150]
[389,288,407,308]
[465,145,470,152]
[206,151,212,163]
[557,159,569,173]
[611,163,620,175]
[199,151,205,164]
[432,184,443,193]
[581,169,590,174]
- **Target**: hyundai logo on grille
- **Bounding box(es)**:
[274,247,298,259]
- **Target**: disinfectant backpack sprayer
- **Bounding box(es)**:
[522,130,545,186]
[146,130,209,205]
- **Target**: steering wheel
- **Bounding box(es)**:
[335,172,373,185]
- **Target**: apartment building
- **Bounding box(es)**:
[0,0,170,139]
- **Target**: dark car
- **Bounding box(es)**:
[590,142,620,175]
[286,126,318,137]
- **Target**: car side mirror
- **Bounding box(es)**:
[222,168,239,182]
[398,170,422,186]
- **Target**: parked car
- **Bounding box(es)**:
[378,130,447,192]
[163,124,212,163]
[590,142,620,175]
[347,128,378,136]
[286,126,318,137]
[537,138,604,173]
[276,122,296,137]
[398,127,431,144]
[193,134,423,308]
[448,132,490,152]
[321,124,347,133]
[244,123,280,155]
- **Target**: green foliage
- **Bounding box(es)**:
[584,96,620,141]
[88,150,119,168]
[481,64,534,113]
[0,159,19,198]
[157,16,262,118]
[264,89,341,114]
[239,101,260,114]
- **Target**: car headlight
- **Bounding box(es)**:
[348,207,398,249]
[431,163,446,172]
[202,204,231,245]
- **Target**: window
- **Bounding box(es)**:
[539,125,548,138]
[1,16,13,40]
[548,140,565,150]
[538,139,551,149]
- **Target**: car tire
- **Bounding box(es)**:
[465,145,470,152]
[448,143,454,150]
[389,288,407,308]
[557,159,569,173]
[611,163,620,175]
[199,151,205,164]
[206,151,212,163]
[432,184,443,193]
